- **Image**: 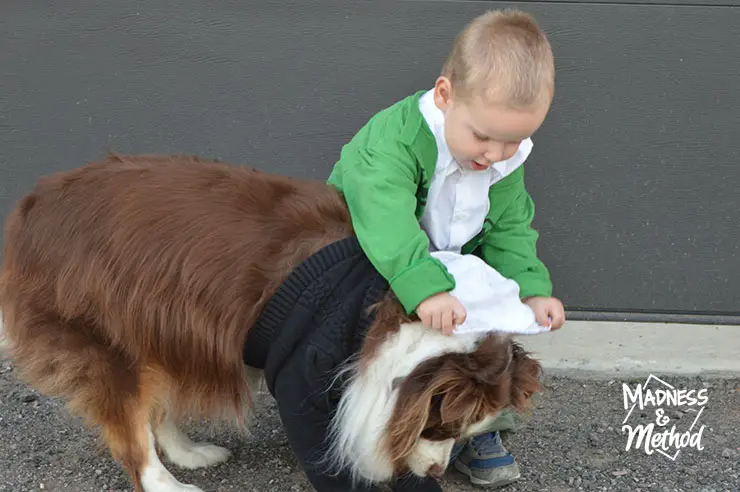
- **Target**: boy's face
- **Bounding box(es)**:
[433,77,551,172]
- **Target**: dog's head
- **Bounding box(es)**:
[385,334,542,478]
[325,316,543,486]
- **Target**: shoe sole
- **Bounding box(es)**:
[453,459,521,488]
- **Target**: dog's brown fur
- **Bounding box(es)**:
[0,154,356,487]
[0,153,542,490]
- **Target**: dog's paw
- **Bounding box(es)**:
[168,442,232,469]
[141,466,206,492]
[165,483,204,492]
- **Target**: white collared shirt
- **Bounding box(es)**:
[418,89,533,253]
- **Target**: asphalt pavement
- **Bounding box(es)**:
[1,358,737,492]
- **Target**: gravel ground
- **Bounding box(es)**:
[1,357,738,492]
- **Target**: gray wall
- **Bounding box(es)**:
[2,1,739,322]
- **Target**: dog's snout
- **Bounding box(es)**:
[426,463,445,479]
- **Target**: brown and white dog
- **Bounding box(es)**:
[0,154,542,492]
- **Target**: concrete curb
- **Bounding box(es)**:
[2,315,737,380]
[515,320,740,380]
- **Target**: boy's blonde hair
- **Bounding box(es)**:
[441,9,555,109]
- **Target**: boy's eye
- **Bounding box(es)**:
[473,132,488,141]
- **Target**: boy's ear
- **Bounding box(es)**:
[434,76,454,111]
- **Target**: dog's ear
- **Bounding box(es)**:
[385,356,470,464]
[385,369,438,466]
[508,342,543,410]
[437,376,479,426]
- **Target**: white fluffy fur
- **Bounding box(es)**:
[155,419,231,469]
[406,438,457,478]
[140,425,205,492]
[324,321,486,484]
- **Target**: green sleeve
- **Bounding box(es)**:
[328,143,456,314]
[479,181,553,299]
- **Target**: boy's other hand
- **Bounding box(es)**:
[416,292,467,336]
[523,296,565,330]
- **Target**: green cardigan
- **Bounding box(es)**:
[327,90,552,314]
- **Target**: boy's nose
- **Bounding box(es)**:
[484,144,505,162]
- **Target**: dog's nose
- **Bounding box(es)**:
[427,464,445,478]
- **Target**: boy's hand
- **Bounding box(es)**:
[523,296,565,330]
[416,292,467,336]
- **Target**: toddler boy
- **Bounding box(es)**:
[328,9,565,488]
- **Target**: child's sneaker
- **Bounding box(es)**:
[451,431,521,488]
